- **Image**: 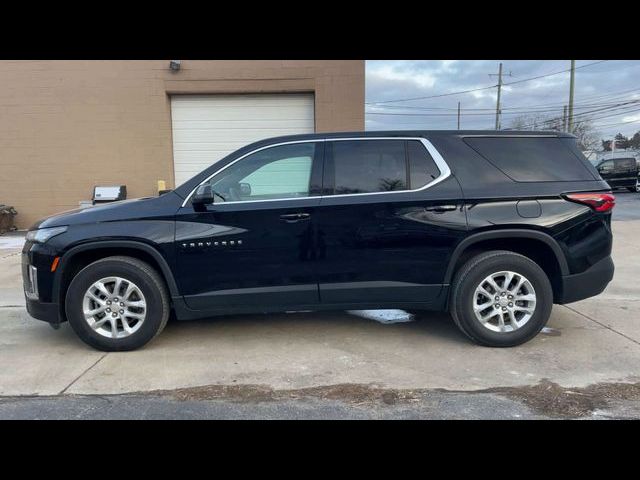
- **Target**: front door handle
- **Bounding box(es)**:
[280,213,311,223]
[425,205,457,213]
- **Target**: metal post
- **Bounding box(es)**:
[568,60,576,133]
[495,63,503,130]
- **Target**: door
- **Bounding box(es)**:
[315,138,467,306]
[171,94,315,186]
[597,159,617,186]
[175,141,324,311]
[613,158,638,188]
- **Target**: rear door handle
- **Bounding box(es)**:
[280,213,311,223]
[425,205,457,213]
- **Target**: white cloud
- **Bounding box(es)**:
[368,63,437,89]
[365,60,640,138]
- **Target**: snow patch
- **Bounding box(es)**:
[347,309,415,324]
[0,234,25,250]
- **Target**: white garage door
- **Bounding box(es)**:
[171,93,315,186]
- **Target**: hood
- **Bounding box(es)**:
[30,192,184,229]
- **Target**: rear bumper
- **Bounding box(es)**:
[557,255,614,304]
[26,297,60,324]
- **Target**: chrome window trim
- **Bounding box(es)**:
[180,137,452,207]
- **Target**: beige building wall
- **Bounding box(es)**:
[0,60,365,228]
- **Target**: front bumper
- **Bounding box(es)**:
[557,255,614,304]
[26,297,61,324]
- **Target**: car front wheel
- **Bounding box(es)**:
[450,250,553,347]
[65,256,170,351]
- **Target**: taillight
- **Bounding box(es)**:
[565,193,615,212]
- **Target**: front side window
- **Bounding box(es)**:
[203,143,317,202]
[598,160,614,171]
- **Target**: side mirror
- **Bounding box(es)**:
[192,184,214,212]
[239,182,252,197]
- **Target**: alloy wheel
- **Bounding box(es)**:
[472,270,537,333]
[82,276,147,339]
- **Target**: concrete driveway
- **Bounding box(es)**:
[1,192,639,419]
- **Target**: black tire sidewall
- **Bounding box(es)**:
[453,253,553,347]
[65,259,166,351]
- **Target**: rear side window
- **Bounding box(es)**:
[327,139,442,194]
[408,140,441,188]
[615,158,636,170]
[330,140,407,194]
[463,137,595,182]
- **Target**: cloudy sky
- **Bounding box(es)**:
[365,60,640,141]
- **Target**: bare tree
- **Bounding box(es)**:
[507,114,600,151]
[572,120,601,151]
[508,113,556,131]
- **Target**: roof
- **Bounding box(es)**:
[244,129,575,145]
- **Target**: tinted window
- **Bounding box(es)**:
[408,140,441,188]
[615,158,636,170]
[464,137,595,182]
[331,140,407,194]
[598,160,614,171]
[207,143,316,202]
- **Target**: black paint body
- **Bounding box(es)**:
[22,130,614,324]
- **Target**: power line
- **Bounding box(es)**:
[366,99,640,117]
[507,104,640,130]
[502,60,605,87]
[366,100,640,118]
[366,60,607,105]
[367,98,640,112]
[366,84,497,105]
[591,118,640,129]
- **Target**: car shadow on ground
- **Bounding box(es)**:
[159,309,470,346]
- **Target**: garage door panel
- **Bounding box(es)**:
[172,111,314,122]
[172,94,313,107]
[171,94,315,186]
[173,128,314,143]
[173,119,315,130]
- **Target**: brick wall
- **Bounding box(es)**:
[0,60,364,228]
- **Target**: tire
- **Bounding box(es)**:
[627,187,635,192]
[449,250,553,347]
[65,256,170,351]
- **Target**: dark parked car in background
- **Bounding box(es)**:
[595,157,639,192]
[22,131,615,351]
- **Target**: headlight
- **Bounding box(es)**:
[26,226,68,244]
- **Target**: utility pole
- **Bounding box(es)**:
[489,63,513,130]
[495,63,503,130]
[568,60,576,133]
[457,102,461,130]
[562,105,568,132]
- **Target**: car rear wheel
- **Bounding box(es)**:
[65,256,169,351]
[450,250,553,347]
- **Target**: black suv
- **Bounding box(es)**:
[594,157,639,192]
[23,131,615,351]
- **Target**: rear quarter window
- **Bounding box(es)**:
[615,158,637,170]
[463,137,596,182]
